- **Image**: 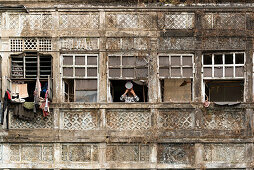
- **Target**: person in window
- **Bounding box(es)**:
[120,82,139,103]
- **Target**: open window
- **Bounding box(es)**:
[11,52,52,101]
[62,54,98,102]
[108,54,148,102]
[159,54,194,102]
[202,52,245,102]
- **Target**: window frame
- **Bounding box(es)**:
[61,54,99,103]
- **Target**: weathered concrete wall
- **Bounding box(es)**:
[0,1,253,169]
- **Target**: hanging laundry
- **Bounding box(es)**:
[1,91,11,128]
[18,84,28,98]
[34,77,41,105]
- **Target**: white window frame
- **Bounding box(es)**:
[201,52,245,102]
[61,54,99,103]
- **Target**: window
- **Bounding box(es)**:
[202,52,245,102]
[203,52,244,78]
[10,52,52,101]
[108,55,148,102]
[159,54,194,102]
[62,54,98,102]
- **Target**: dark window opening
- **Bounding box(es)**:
[205,80,244,102]
[203,54,212,65]
[225,54,233,64]
[161,79,192,102]
[214,54,223,64]
[235,53,244,64]
[110,80,148,102]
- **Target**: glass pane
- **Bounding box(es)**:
[87,68,97,77]
[182,56,192,66]
[75,90,97,102]
[75,79,97,91]
[235,66,244,77]
[122,68,134,77]
[63,67,73,77]
[182,67,193,77]
[203,67,212,77]
[63,56,73,65]
[108,56,120,66]
[75,56,85,65]
[225,67,233,77]
[214,67,223,77]
[87,56,97,65]
[171,67,181,77]
[122,56,135,66]
[159,68,169,77]
[159,56,169,67]
[75,68,86,77]
[171,56,181,66]
[109,68,120,78]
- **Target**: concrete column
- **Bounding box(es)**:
[245,37,253,102]
[53,108,60,130]
[150,143,157,164]
[194,11,202,102]
[148,37,160,103]
[98,11,107,103]
[99,143,107,169]
[246,143,253,169]
[100,108,106,129]
[53,143,61,166]
[51,52,62,103]
[195,143,204,169]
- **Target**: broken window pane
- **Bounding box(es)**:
[109,68,121,77]
[203,67,212,77]
[203,54,212,65]
[214,67,223,77]
[159,68,169,77]
[171,67,181,77]
[75,68,86,77]
[87,68,97,77]
[136,68,148,78]
[122,56,135,66]
[109,56,120,66]
[235,53,244,64]
[171,56,181,66]
[182,67,192,77]
[75,90,97,102]
[87,56,97,65]
[136,57,147,67]
[63,56,73,65]
[225,67,234,77]
[182,55,192,66]
[225,54,233,64]
[75,56,86,65]
[64,79,74,102]
[75,79,97,91]
[63,67,73,77]
[214,54,223,64]
[159,56,169,67]
[122,68,134,77]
